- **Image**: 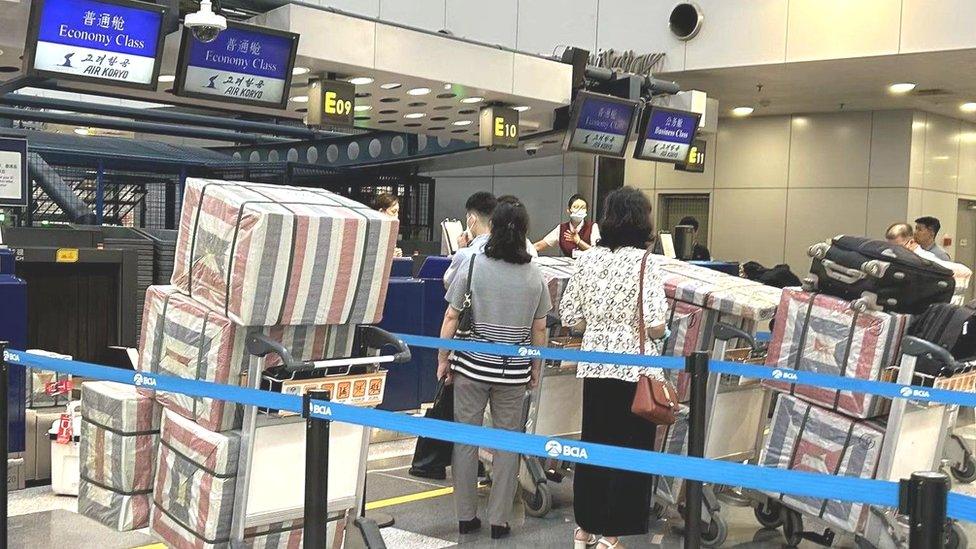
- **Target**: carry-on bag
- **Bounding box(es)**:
[409,380,454,480]
[907,303,976,376]
[807,235,954,314]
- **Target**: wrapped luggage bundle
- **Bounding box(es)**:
[536,257,576,318]
[652,405,689,507]
[79,381,161,531]
[764,288,908,418]
[664,299,704,358]
[759,395,885,534]
[139,285,356,431]
[655,258,782,323]
[171,178,398,327]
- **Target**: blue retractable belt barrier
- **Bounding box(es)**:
[394,333,976,408]
[6,348,976,523]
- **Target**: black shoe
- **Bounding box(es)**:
[409,466,447,480]
[459,517,481,534]
[490,524,511,539]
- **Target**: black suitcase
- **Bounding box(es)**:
[907,303,976,376]
[807,235,954,314]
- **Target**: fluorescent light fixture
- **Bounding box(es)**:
[290,95,309,103]
[354,105,372,112]
[513,105,531,112]
[452,120,473,126]
[443,83,453,90]
[460,97,484,104]
[292,66,310,76]
[407,87,431,96]
[404,112,426,119]
[348,77,374,86]
[888,82,916,94]
[961,102,976,113]
[380,83,402,90]
[74,127,90,136]
[731,106,754,117]
[158,74,175,83]
[934,155,950,161]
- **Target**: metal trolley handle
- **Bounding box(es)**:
[246,326,411,374]
[712,322,755,350]
[901,336,957,371]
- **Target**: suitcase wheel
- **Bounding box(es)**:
[862,260,885,278]
[801,276,819,292]
[808,243,829,260]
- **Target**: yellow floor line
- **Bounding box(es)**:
[365,486,454,510]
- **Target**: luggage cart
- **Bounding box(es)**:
[756,337,968,548]
[229,326,411,548]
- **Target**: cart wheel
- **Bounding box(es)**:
[781,510,804,547]
[753,499,783,529]
[948,521,969,549]
[520,483,552,518]
[701,513,729,548]
[952,454,976,484]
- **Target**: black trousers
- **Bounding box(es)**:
[574,377,656,537]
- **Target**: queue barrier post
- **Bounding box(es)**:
[0,341,7,549]
[900,471,949,549]
[683,351,709,549]
[303,390,331,549]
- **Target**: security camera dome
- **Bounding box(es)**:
[185,0,227,44]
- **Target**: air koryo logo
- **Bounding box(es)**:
[771,369,798,381]
[132,373,156,387]
[545,439,588,459]
[310,403,333,417]
[517,347,541,357]
[900,386,931,399]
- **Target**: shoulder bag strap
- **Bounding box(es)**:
[638,249,651,356]
[462,254,476,307]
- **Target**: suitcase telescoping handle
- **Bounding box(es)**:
[901,336,958,371]
[712,322,755,350]
[247,327,411,374]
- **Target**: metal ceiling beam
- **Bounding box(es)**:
[1,94,340,140]
[0,106,292,144]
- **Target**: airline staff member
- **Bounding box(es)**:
[534,194,600,257]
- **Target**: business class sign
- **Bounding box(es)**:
[174,22,299,109]
[24,0,167,89]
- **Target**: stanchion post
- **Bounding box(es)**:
[683,351,709,549]
[899,471,949,549]
[0,341,8,548]
[303,390,331,549]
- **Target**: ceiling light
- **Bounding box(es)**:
[158,74,175,83]
[292,66,310,76]
[407,87,431,96]
[934,155,950,161]
[354,105,372,112]
[73,127,90,136]
[961,102,976,113]
[348,77,374,86]
[460,97,484,104]
[443,83,453,90]
[290,95,309,103]
[453,120,473,126]
[0,50,4,57]
[380,82,402,90]
[731,106,754,117]
[514,105,531,112]
[888,82,916,94]
[404,112,426,119]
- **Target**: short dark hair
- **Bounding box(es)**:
[678,216,699,231]
[915,216,942,235]
[373,192,398,211]
[484,198,532,264]
[567,193,588,210]
[598,187,654,250]
[465,191,496,219]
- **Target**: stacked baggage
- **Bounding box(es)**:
[758,235,971,545]
[127,178,398,547]
[536,257,576,320]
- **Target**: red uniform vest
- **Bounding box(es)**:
[559,221,593,257]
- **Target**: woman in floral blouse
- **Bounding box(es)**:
[560,186,668,549]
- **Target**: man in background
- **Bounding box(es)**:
[678,216,711,260]
[914,216,951,261]
[886,222,940,262]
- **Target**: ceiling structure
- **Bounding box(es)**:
[660,49,976,122]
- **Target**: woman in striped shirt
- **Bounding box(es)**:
[437,197,551,540]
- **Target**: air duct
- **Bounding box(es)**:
[27,153,97,224]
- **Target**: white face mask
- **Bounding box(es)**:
[570,211,587,223]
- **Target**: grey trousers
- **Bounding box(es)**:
[452,374,526,526]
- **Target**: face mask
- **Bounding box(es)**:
[570,211,587,223]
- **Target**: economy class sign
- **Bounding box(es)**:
[25,0,166,89]
[175,21,299,109]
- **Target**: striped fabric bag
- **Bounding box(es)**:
[171,178,398,327]
[536,256,576,317]
[139,285,356,431]
[79,381,161,531]
[152,409,241,549]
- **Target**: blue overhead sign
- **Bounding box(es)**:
[563,91,638,158]
[175,22,299,109]
[634,106,701,163]
[24,0,167,89]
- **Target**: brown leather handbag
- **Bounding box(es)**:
[630,250,678,425]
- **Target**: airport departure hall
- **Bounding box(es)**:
[4,1,976,548]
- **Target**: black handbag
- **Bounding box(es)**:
[409,380,455,479]
[456,255,477,337]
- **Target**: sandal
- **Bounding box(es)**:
[574,527,599,549]
[596,537,623,548]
